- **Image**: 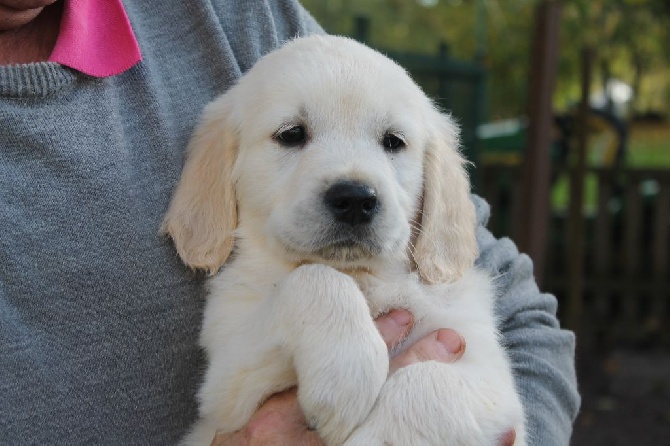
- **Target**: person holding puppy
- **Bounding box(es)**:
[0,0,579,445]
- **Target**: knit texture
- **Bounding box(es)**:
[0,1,578,444]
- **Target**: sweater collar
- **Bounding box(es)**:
[48,0,142,78]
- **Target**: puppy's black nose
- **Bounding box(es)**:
[325,181,379,226]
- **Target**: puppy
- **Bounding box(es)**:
[163,35,526,445]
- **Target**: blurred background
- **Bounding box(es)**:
[300,0,669,443]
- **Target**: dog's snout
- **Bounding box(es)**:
[324,181,379,226]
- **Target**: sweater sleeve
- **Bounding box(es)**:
[205,0,325,75]
[272,0,326,36]
[472,195,581,445]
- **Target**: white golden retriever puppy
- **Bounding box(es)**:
[163,35,526,445]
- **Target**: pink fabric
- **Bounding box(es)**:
[49,0,142,78]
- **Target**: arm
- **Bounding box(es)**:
[472,195,581,445]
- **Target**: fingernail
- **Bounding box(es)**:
[388,309,412,327]
[436,329,465,358]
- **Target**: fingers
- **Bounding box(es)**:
[375,310,466,374]
[374,309,413,348]
[211,388,324,446]
[389,328,465,374]
[211,431,237,445]
[499,429,516,446]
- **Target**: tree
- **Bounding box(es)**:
[300,0,669,118]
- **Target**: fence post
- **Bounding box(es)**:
[353,16,370,43]
[566,47,594,335]
[471,62,486,191]
[437,43,453,110]
[516,0,562,285]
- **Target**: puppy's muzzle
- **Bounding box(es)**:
[324,181,379,226]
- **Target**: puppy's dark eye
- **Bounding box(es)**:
[275,125,307,147]
[382,133,406,152]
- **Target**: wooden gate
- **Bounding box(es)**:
[482,165,670,350]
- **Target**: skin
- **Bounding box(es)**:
[0,0,61,64]
[0,4,515,445]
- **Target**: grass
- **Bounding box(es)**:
[551,121,669,213]
[627,122,670,168]
[479,120,669,212]
[551,174,599,214]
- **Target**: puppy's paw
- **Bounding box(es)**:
[298,367,385,445]
[279,264,389,444]
[346,361,526,446]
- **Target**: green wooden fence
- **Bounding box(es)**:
[349,18,669,352]
[482,164,670,350]
[352,16,487,185]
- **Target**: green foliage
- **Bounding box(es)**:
[558,0,670,112]
[300,0,669,119]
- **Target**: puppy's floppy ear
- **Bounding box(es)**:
[161,96,238,274]
[413,111,478,284]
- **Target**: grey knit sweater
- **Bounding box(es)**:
[0,1,579,444]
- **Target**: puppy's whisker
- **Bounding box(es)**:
[410,225,425,239]
[405,238,420,266]
[409,222,424,233]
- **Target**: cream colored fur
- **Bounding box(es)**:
[163,35,526,445]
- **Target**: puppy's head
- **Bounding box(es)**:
[162,35,477,284]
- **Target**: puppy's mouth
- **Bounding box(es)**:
[278,229,384,265]
[273,208,408,266]
[312,239,381,263]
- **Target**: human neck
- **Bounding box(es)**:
[0,2,62,66]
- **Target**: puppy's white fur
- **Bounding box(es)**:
[163,35,526,445]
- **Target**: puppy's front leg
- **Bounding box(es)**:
[346,360,526,446]
[276,264,388,445]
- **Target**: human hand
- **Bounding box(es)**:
[377,310,516,446]
[210,309,513,445]
[376,309,466,372]
[210,387,322,446]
